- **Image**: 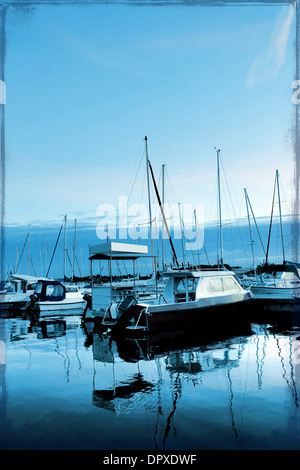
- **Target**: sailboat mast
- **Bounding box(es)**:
[244,188,256,275]
[245,190,266,257]
[72,218,77,280]
[144,137,154,256]
[216,148,224,269]
[178,203,185,266]
[162,163,166,270]
[27,224,30,275]
[276,170,285,263]
[266,176,276,265]
[148,160,179,267]
[63,215,67,280]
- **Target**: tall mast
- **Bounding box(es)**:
[27,224,30,275]
[178,203,185,266]
[162,163,166,270]
[44,236,47,277]
[144,137,154,256]
[194,209,200,267]
[148,160,179,267]
[63,215,67,280]
[72,218,77,280]
[266,176,276,265]
[245,190,266,258]
[276,170,285,263]
[215,148,224,269]
[244,188,256,275]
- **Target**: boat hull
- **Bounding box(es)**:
[141,297,252,333]
[37,300,86,316]
[0,291,33,316]
[100,292,253,335]
[251,285,300,301]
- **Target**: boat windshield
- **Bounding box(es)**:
[34,281,43,294]
[45,284,65,299]
[207,276,241,294]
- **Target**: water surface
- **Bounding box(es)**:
[0,314,300,450]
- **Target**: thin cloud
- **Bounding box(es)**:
[247,5,294,87]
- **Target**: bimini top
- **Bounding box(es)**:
[89,241,150,261]
[10,274,50,283]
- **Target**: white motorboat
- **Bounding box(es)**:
[101,267,253,333]
[85,147,253,332]
[23,279,86,318]
[84,242,252,332]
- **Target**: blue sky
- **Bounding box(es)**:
[4,3,296,233]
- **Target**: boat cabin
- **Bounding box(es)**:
[33,280,66,302]
[163,269,244,304]
[8,274,48,294]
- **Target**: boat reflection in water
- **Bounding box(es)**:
[91,321,253,417]
[37,319,67,339]
[1,312,300,450]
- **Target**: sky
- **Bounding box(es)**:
[4,2,297,237]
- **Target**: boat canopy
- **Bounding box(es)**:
[162,269,234,278]
[89,241,151,261]
[10,274,49,283]
[34,280,66,302]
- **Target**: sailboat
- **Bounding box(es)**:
[250,170,300,311]
[98,146,253,334]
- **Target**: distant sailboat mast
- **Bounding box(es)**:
[144,136,154,257]
[63,215,67,280]
[244,188,256,275]
[266,170,285,265]
[276,169,286,263]
[162,163,166,271]
[215,148,224,269]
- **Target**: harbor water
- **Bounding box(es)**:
[0,311,300,451]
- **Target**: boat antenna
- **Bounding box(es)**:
[148,160,179,267]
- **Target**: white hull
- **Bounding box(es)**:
[0,290,34,311]
[38,299,86,315]
[251,286,300,301]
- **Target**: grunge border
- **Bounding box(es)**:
[0,0,299,282]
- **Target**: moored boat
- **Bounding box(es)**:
[0,274,48,315]
[22,279,86,319]
[250,263,300,312]
[101,267,253,333]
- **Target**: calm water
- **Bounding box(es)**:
[0,313,300,451]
